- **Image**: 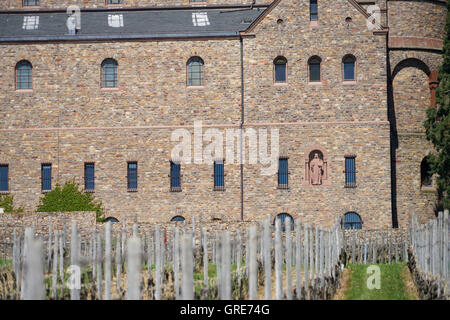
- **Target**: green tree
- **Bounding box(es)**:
[0,194,24,213]
[424,0,450,210]
[37,181,105,222]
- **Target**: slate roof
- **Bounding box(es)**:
[0,7,266,42]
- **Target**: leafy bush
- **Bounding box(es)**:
[36,181,105,222]
[0,194,24,213]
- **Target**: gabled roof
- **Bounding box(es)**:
[0,7,266,42]
[243,0,385,35]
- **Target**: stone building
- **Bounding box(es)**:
[0,0,446,229]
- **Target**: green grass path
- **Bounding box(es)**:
[344,263,416,300]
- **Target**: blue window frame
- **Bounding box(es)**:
[310,0,318,21]
[187,57,204,86]
[102,59,118,88]
[170,161,181,191]
[309,56,321,82]
[0,165,8,192]
[127,162,137,190]
[23,0,39,6]
[345,156,356,187]
[278,158,288,188]
[41,164,51,191]
[343,55,356,81]
[343,212,362,229]
[214,161,224,190]
[274,57,287,83]
[107,0,122,4]
[84,163,95,191]
[171,216,185,222]
[274,213,294,232]
[16,60,32,90]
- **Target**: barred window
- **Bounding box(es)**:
[41,164,51,191]
[343,212,362,230]
[310,0,318,21]
[274,57,287,83]
[0,165,8,192]
[127,162,137,190]
[16,60,32,90]
[278,158,288,189]
[345,156,356,187]
[101,58,118,88]
[274,213,294,232]
[343,55,356,81]
[187,57,204,86]
[106,0,122,4]
[170,161,181,191]
[23,0,39,6]
[214,161,224,190]
[84,163,95,191]
[308,56,321,82]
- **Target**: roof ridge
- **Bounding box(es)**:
[0,4,271,15]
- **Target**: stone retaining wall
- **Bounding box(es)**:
[407,248,448,300]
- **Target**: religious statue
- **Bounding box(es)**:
[309,152,324,185]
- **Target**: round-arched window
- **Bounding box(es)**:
[343,212,362,230]
[16,60,33,90]
[274,213,294,231]
[171,215,185,222]
[274,56,287,83]
[187,57,204,86]
[343,55,356,81]
[101,58,118,88]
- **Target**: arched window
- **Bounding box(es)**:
[343,212,362,230]
[16,60,32,90]
[187,57,204,86]
[274,213,294,232]
[310,0,318,21]
[421,157,432,187]
[308,56,321,82]
[171,215,185,222]
[343,55,356,81]
[101,58,118,88]
[274,56,287,83]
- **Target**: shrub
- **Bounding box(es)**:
[0,194,24,213]
[36,181,105,222]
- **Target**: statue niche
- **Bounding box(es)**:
[303,147,329,186]
[309,151,324,185]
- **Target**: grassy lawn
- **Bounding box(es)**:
[345,263,417,300]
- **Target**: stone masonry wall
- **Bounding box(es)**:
[0,0,446,231]
[388,0,447,40]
